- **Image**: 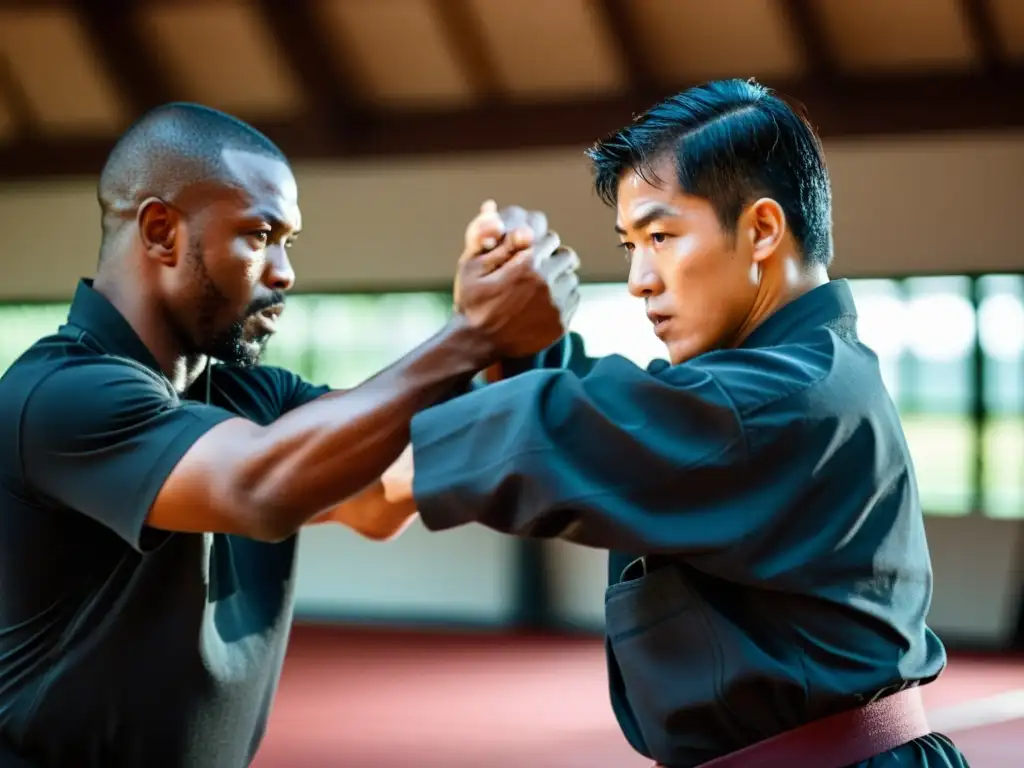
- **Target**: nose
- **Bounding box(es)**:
[627,250,663,298]
[264,245,295,292]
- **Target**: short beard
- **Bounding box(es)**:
[188,245,274,368]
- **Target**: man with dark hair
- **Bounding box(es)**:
[0,102,579,767]
[381,80,969,766]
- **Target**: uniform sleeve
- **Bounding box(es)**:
[20,360,238,551]
[409,353,755,558]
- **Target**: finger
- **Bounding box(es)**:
[552,246,581,274]
[499,205,529,235]
[483,246,535,277]
[543,246,580,281]
[474,232,532,273]
[529,231,562,269]
[463,211,507,260]
[551,269,580,301]
[553,274,581,320]
[481,199,497,214]
[507,225,535,252]
[533,238,578,280]
[561,289,581,326]
[525,211,548,242]
[471,225,535,274]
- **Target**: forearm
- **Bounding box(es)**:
[311,479,419,540]
[238,316,492,538]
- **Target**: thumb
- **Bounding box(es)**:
[462,200,506,260]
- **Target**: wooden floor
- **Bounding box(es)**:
[252,625,1024,768]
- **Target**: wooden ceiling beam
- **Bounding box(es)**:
[958,0,1006,72]
[778,0,839,80]
[3,68,1023,182]
[0,49,37,138]
[73,0,175,119]
[431,0,507,101]
[253,0,371,150]
[591,0,654,90]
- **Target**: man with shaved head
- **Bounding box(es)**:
[0,102,579,767]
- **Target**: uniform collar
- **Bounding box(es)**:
[741,279,858,350]
[65,278,165,374]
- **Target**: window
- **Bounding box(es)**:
[893,276,975,516]
[978,275,1024,519]
[570,283,663,367]
[847,277,976,515]
[0,304,70,372]
[0,276,1019,519]
[261,292,454,387]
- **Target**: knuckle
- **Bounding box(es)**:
[500,205,527,227]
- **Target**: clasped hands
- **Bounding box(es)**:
[381,202,579,506]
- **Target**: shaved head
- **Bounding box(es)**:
[93,102,300,372]
[97,102,289,257]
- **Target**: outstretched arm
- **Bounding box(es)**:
[382,354,753,556]
[22,204,578,548]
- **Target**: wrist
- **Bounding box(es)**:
[442,312,500,372]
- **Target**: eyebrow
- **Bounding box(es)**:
[247,206,300,235]
[614,203,680,235]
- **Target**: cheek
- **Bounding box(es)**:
[661,235,755,338]
[209,241,264,298]
[658,234,732,304]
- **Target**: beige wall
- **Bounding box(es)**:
[2,132,1022,644]
[1,131,1023,300]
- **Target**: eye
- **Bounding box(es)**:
[651,232,669,244]
[246,231,270,248]
[618,242,635,260]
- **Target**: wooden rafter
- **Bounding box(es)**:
[958,0,1006,72]
[3,67,1023,181]
[591,0,654,90]
[73,0,175,119]
[778,0,838,80]
[0,48,36,137]
[431,0,506,101]
[253,0,371,149]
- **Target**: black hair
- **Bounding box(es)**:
[585,79,833,267]
[96,102,288,258]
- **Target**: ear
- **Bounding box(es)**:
[743,197,786,264]
[137,197,180,266]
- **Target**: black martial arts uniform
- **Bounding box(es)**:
[407,280,971,768]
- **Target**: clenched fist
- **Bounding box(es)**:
[454,201,580,360]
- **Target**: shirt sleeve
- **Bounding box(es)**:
[266,366,333,412]
[409,353,753,558]
[20,359,238,552]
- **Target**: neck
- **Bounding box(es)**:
[731,253,829,348]
[92,268,208,393]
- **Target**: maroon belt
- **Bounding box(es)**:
[655,687,931,768]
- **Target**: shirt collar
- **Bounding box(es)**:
[64,278,165,374]
[740,279,859,350]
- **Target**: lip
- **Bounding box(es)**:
[646,311,672,339]
[253,304,284,334]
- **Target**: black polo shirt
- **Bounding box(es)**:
[408,281,961,767]
[0,280,330,768]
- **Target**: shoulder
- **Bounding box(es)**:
[684,328,858,418]
[210,364,332,416]
[0,336,172,425]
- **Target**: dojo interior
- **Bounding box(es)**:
[0,1,1022,766]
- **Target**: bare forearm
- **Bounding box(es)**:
[311,479,418,540]
[233,317,492,538]
[149,211,576,542]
